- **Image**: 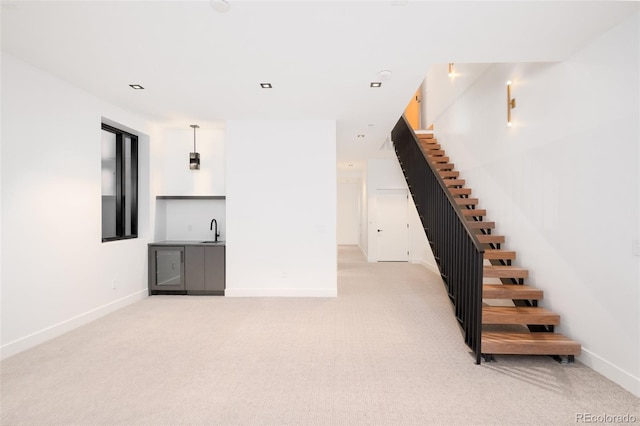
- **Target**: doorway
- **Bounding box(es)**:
[376,190,409,261]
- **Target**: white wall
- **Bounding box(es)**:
[359,166,369,256]
[225,120,337,297]
[337,182,360,245]
[150,125,226,241]
[366,158,437,270]
[1,53,152,358]
[157,126,225,196]
[426,12,640,396]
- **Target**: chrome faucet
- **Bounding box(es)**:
[210,219,220,242]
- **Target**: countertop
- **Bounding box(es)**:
[149,240,226,246]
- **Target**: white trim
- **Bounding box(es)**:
[578,348,640,397]
[412,258,440,276]
[225,288,337,298]
[0,289,148,360]
[358,244,367,259]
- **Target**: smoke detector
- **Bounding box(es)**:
[210,0,230,13]
[378,70,392,80]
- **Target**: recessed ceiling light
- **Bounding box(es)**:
[260,83,273,89]
[129,84,144,90]
[370,82,382,88]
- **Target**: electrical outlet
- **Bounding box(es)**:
[633,239,640,257]
[112,279,117,290]
[188,224,192,232]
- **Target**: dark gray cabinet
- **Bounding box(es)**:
[204,246,225,293]
[149,243,225,295]
[185,246,206,291]
[185,246,225,294]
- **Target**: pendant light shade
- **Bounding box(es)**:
[190,124,200,170]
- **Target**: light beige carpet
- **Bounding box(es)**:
[1,246,638,425]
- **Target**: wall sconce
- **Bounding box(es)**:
[189,124,200,170]
[448,63,454,77]
[506,81,516,127]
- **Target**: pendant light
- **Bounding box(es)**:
[189,124,200,170]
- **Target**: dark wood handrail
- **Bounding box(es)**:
[392,116,484,363]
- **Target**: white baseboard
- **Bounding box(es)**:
[358,244,367,259]
[1,289,148,360]
[225,288,337,297]
[578,348,640,397]
[412,258,440,276]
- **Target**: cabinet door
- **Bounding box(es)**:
[185,246,205,291]
[205,246,225,292]
[149,246,185,291]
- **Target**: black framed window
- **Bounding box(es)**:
[101,123,138,242]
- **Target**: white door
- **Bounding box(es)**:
[377,190,409,261]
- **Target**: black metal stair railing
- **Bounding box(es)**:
[392,116,484,364]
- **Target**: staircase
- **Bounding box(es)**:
[415,131,581,362]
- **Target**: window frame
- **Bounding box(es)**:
[101,123,138,242]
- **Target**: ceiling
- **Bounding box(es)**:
[2,1,636,170]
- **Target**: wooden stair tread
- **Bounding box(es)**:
[416,133,435,140]
[482,332,580,355]
[455,198,478,206]
[421,143,441,150]
[483,284,543,300]
[484,265,528,278]
[483,249,516,260]
[483,306,559,325]
[462,209,486,217]
[427,150,445,157]
[444,179,465,187]
[435,163,455,170]
[439,170,460,178]
[466,221,495,229]
[449,188,472,196]
[476,234,505,244]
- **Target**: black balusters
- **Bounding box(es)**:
[392,116,484,364]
